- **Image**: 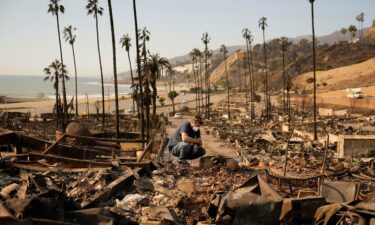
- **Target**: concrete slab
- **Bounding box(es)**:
[337,135,375,157]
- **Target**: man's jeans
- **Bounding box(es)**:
[170,142,206,161]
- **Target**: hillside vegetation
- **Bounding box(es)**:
[209,25,375,93]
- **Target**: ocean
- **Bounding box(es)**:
[0,75,131,99]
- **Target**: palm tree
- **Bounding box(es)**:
[201,32,211,118]
[48,0,68,124]
[194,48,204,113]
[43,59,68,129]
[243,29,255,120]
[220,44,230,118]
[356,12,365,39]
[340,28,347,41]
[280,37,289,115]
[86,0,105,127]
[63,25,78,116]
[348,25,358,42]
[132,0,145,143]
[140,27,151,138]
[107,0,120,139]
[120,34,137,113]
[308,0,317,141]
[190,49,199,113]
[148,53,170,116]
[258,17,270,119]
[242,28,251,107]
[248,36,256,120]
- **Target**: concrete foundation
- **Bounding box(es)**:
[281,124,338,144]
[318,108,347,117]
[337,135,375,157]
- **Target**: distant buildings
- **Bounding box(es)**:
[160,60,210,77]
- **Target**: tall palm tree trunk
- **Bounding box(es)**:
[71,44,78,116]
[205,57,208,117]
[224,53,230,118]
[127,51,137,113]
[310,0,318,140]
[287,80,291,131]
[199,58,204,114]
[192,60,198,113]
[194,60,201,115]
[142,42,150,139]
[55,73,59,129]
[56,12,67,126]
[249,46,255,119]
[151,77,157,116]
[206,53,211,119]
[262,29,269,119]
[95,16,105,128]
[108,0,120,139]
[246,41,253,120]
[282,48,286,115]
[243,56,248,105]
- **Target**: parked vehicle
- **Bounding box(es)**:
[346,88,363,99]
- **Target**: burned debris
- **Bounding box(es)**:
[0,93,374,225]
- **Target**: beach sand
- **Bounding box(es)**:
[0,83,221,116]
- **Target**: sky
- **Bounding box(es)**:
[0,0,374,77]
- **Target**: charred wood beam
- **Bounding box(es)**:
[28,153,122,166]
[58,143,140,155]
[98,156,138,161]
[42,134,66,155]
[65,134,146,143]
[81,168,141,209]
[94,141,121,149]
[27,153,151,167]
[137,140,153,162]
[352,173,375,182]
[19,134,52,151]
[7,161,111,173]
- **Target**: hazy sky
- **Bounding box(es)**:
[0,0,374,77]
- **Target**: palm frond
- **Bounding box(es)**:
[59,5,65,13]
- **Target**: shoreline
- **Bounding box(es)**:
[0,97,47,104]
[0,83,194,116]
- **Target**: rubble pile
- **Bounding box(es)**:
[0,95,374,224]
[0,152,261,225]
[204,96,375,199]
[0,111,140,139]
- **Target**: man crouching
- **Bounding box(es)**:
[167,116,206,164]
